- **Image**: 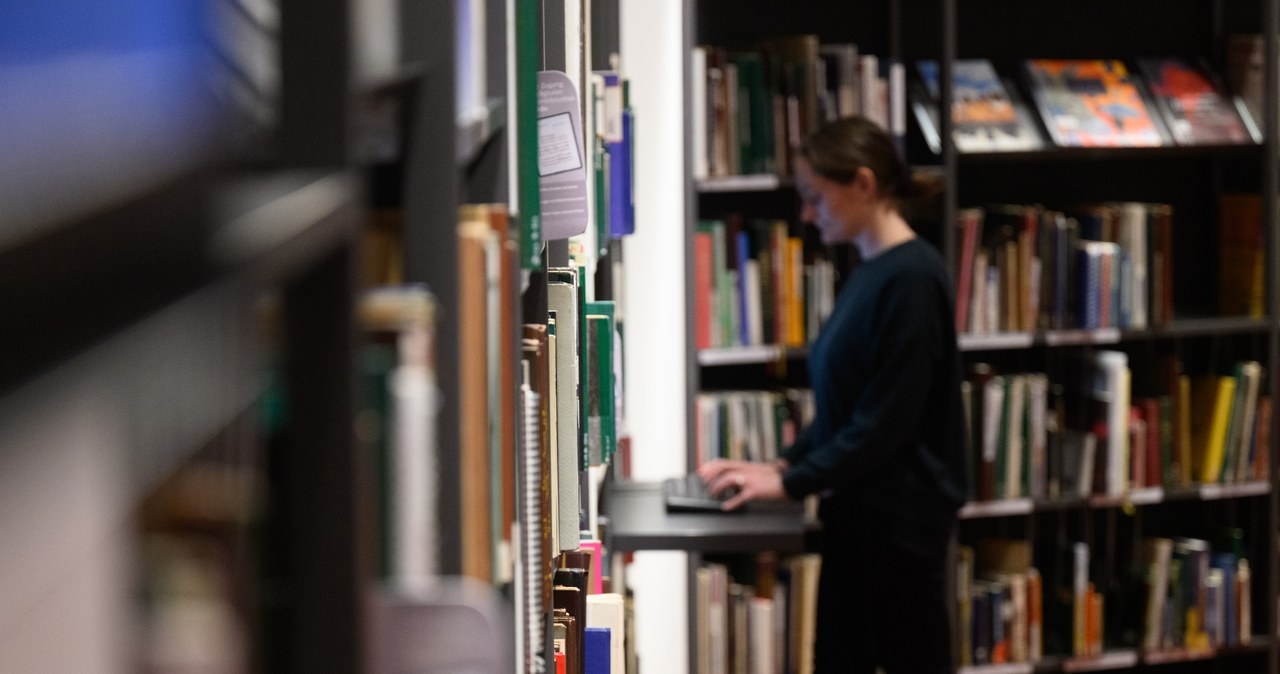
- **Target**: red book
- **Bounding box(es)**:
[955,208,983,332]
[694,231,714,349]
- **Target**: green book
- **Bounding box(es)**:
[516,0,542,268]
[586,302,617,465]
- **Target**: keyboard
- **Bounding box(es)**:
[662,474,742,513]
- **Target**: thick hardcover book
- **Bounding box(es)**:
[1218,194,1265,317]
[458,212,494,582]
[583,627,610,674]
[548,271,582,551]
[1136,57,1251,145]
[1023,59,1166,147]
[914,59,1043,153]
[523,325,555,609]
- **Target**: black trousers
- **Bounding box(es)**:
[812,510,955,674]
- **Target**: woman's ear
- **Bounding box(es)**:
[852,165,878,200]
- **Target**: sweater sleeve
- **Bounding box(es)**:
[781,423,815,467]
[782,272,946,498]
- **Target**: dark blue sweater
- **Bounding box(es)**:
[782,238,967,531]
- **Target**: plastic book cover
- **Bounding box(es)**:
[1135,57,1252,145]
[914,59,1043,152]
[1023,59,1166,147]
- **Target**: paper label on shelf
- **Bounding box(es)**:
[538,71,590,240]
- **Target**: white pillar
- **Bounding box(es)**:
[620,0,689,671]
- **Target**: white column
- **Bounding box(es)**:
[620,0,689,671]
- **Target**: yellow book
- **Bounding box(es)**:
[1178,374,1192,486]
[786,237,805,346]
[1196,376,1236,483]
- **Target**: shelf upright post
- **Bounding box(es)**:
[1264,0,1280,669]
[401,0,462,574]
[276,0,366,671]
[940,0,957,276]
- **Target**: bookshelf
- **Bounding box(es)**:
[0,0,645,670]
[678,0,1280,672]
[0,1,372,671]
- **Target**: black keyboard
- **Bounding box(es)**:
[662,474,742,513]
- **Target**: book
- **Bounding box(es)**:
[548,270,582,551]
[748,597,775,674]
[515,0,542,267]
[1218,194,1265,317]
[1135,57,1252,145]
[523,325,556,608]
[359,287,440,587]
[1022,59,1166,147]
[1192,376,1236,484]
[583,627,610,674]
[586,593,625,674]
[458,210,495,582]
[914,59,1043,153]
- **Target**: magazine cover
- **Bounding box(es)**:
[1136,57,1252,145]
[1023,59,1166,147]
[914,59,1043,152]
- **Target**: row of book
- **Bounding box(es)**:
[696,42,1270,175]
[551,548,635,674]
[693,389,815,467]
[692,37,905,179]
[696,554,821,674]
[955,202,1174,336]
[915,54,1263,152]
[356,203,632,671]
[956,540,1043,665]
[963,354,1271,503]
[957,537,1254,667]
[694,217,837,350]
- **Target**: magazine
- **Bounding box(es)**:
[1136,56,1252,145]
[913,59,1043,153]
[1022,59,1166,147]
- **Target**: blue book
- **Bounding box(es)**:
[605,75,635,237]
[1075,242,1102,329]
[735,231,752,345]
[584,626,611,674]
[1211,552,1237,646]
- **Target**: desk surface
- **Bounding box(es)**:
[603,481,819,553]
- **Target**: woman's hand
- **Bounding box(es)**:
[696,459,787,511]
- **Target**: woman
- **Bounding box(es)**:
[698,116,967,673]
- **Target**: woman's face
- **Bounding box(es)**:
[794,157,870,245]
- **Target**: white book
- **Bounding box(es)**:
[692,47,709,179]
[697,395,722,465]
[1233,361,1263,483]
[389,316,439,587]
[983,377,1006,488]
[548,273,581,551]
[1027,373,1049,499]
[587,593,626,674]
[1006,374,1027,499]
[748,598,775,674]
[547,328,561,550]
[1141,538,1172,651]
[743,260,764,346]
[1118,203,1149,329]
[1073,543,1090,656]
[1094,350,1131,496]
[758,392,779,462]
[858,54,881,125]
